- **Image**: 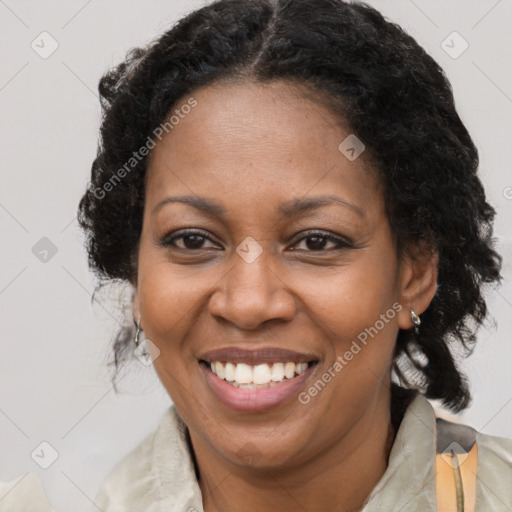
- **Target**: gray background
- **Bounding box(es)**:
[1,0,511,510]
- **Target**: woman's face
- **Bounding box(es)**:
[135,80,431,470]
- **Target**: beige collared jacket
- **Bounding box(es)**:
[2,394,511,511]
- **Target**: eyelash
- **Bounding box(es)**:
[159,229,352,252]
[160,229,219,251]
[290,231,352,251]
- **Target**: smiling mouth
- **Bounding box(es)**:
[199,360,318,389]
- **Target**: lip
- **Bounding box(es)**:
[199,360,318,413]
[198,346,318,365]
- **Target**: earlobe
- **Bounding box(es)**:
[397,247,438,330]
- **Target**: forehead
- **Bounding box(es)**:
[145,80,381,216]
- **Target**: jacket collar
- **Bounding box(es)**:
[362,393,437,511]
[152,393,438,512]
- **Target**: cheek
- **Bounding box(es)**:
[137,257,208,407]
[294,251,401,386]
[137,247,214,341]
[300,253,399,337]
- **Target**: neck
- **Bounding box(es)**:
[191,386,402,512]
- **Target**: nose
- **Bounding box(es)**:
[208,249,297,330]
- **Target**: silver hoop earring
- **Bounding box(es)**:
[410,309,421,335]
[134,315,142,347]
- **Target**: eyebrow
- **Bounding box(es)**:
[152,195,224,217]
[152,194,364,218]
[277,195,364,218]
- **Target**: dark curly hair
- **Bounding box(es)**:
[78,0,502,412]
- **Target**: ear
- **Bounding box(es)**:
[396,242,438,330]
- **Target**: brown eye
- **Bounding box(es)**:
[304,235,329,250]
[178,234,207,249]
[290,231,351,252]
[160,229,221,250]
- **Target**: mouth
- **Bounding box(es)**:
[198,347,319,412]
[199,360,317,389]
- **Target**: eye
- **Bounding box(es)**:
[159,229,221,250]
[289,230,351,251]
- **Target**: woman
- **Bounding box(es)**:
[3,0,509,510]
[79,0,512,510]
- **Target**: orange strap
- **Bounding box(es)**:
[435,442,478,511]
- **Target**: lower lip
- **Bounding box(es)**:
[200,362,316,413]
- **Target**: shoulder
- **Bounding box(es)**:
[94,425,159,511]
[94,407,173,512]
[0,473,54,512]
[474,428,512,506]
[93,404,203,512]
[476,428,512,460]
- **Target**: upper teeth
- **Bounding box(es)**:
[210,361,309,385]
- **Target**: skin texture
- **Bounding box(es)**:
[133,80,437,512]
